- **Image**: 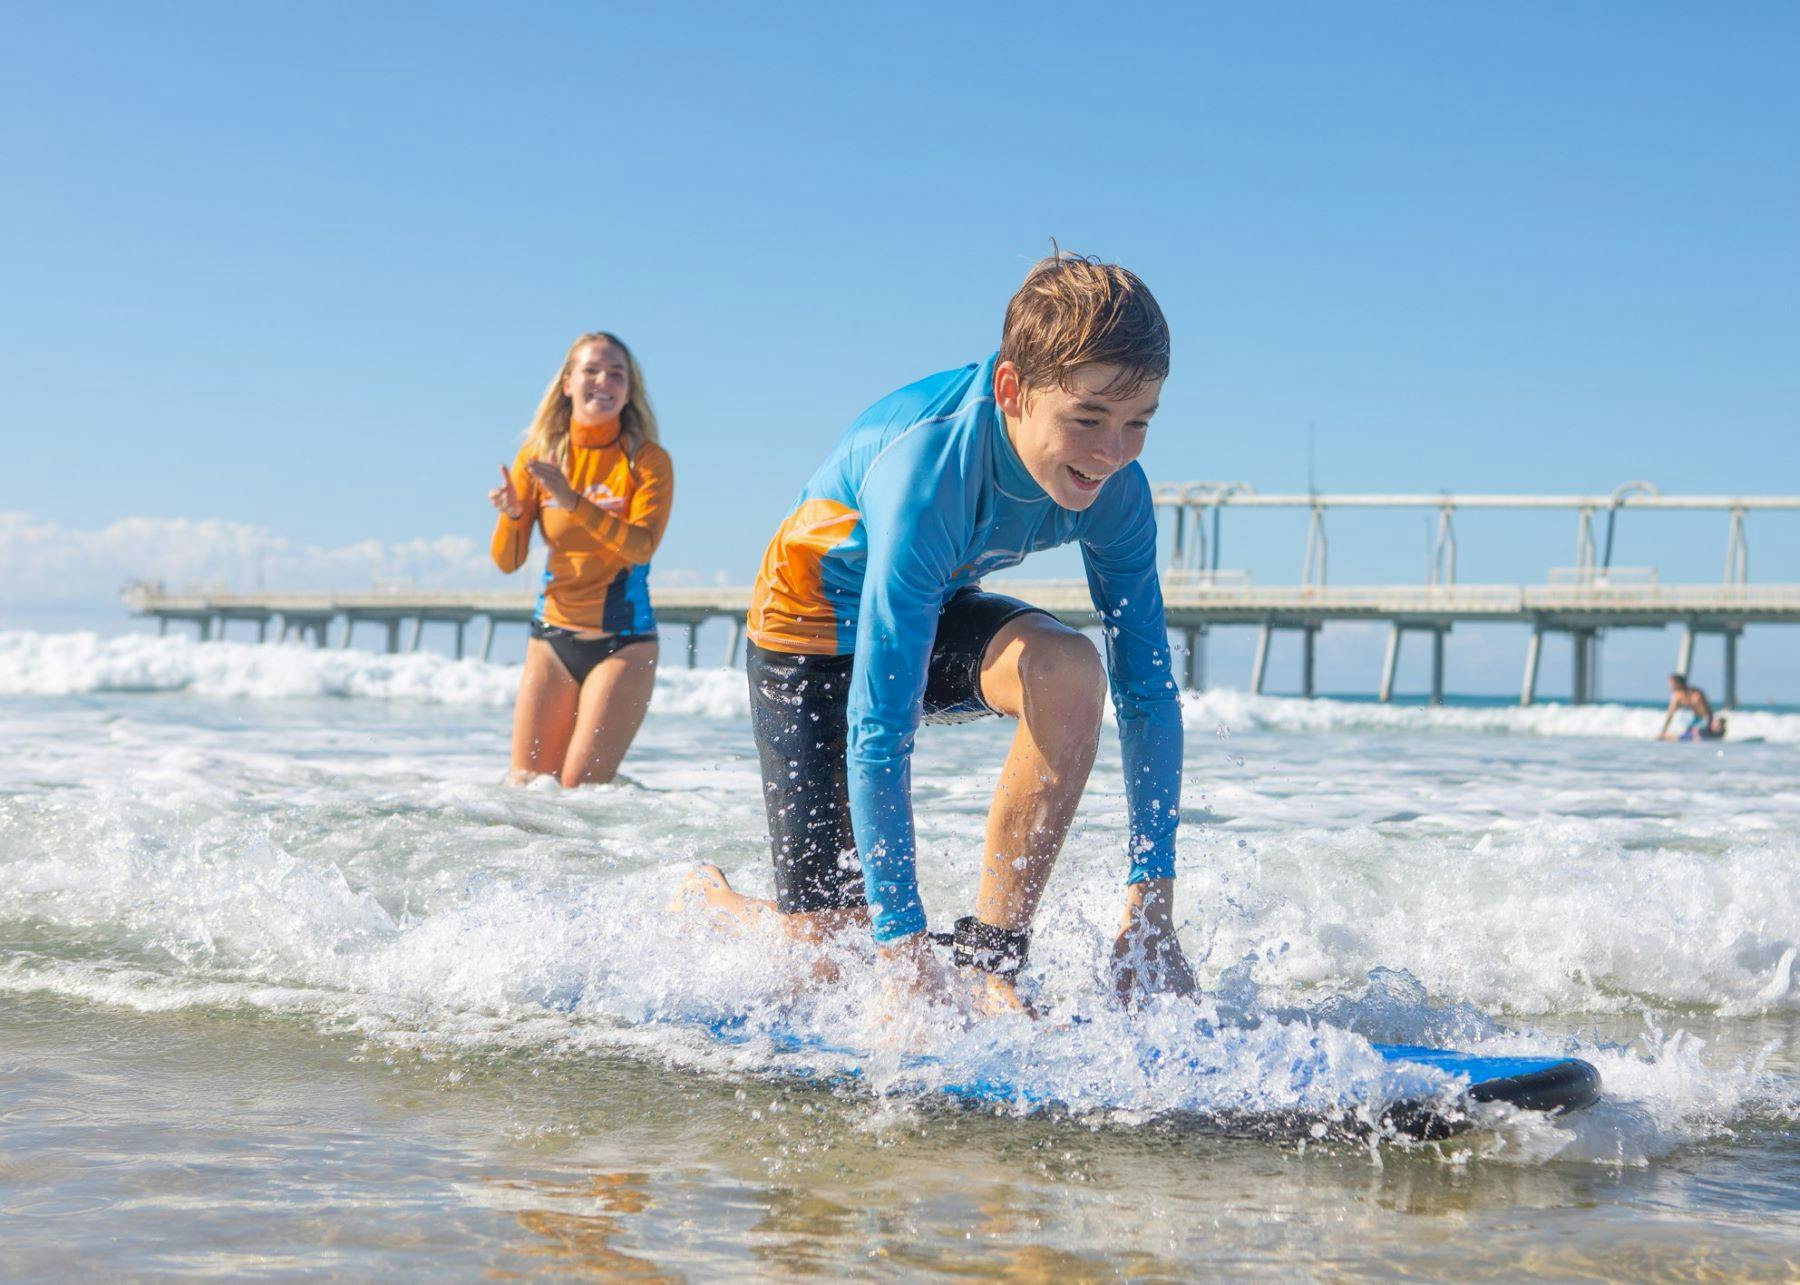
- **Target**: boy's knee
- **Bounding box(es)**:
[1019,627,1106,723]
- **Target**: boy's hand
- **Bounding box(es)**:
[875,931,953,1016]
[1111,878,1197,1004]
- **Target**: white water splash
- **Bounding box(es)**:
[1,629,1795,1166]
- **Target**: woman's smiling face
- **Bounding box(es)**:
[563,339,630,426]
[995,359,1162,510]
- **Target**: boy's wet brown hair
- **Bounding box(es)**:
[999,249,1170,400]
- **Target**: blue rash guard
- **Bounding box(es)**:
[746,353,1184,942]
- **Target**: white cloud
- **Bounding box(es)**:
[0,511,503,606]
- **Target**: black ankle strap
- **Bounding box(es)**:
[950,916,1030,979]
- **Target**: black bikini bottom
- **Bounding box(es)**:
[530,620,657,685]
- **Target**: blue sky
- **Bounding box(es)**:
[4,3,1797,695]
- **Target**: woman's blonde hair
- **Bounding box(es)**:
[523,332,660,464]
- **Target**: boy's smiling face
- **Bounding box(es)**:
[995,360,1162,510]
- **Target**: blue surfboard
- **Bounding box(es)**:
[700,1016,1600,1141]
[1365,1044,1601,1139]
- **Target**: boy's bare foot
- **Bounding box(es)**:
[665,862,733,914]
[973,971,1039,1018]
[664,863,780,940]
[875,932,955,1019]
[666,866,863,986]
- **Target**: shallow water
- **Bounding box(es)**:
[1,631,1796,1277]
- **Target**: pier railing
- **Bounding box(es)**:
[1150,483,1800,588]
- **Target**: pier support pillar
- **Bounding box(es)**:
[686,622,699,669]
[1379,626,1402,703]
[256,617,268,644]
[1182,626,1206,691]
[1521,629,1543,706]
[384,620,401,655]
[1250,623,1272,695]
[1571,629,1596,705]
[727,618,745,668]
[1724,629,1739,707]
[479,617,496,661]
[1676,625,1695,679]
[405,617,423,653]
[1430,629,1446,706]
[158,617,168,637]
[453,621,466,660]
[1301,626,1317,699]
[340,619,355,649]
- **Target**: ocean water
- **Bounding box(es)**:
[1,629,1795,1278]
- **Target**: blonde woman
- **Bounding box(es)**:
[489,332,674,785]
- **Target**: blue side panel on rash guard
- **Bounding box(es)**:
[600,563,656,635]
[764,353,1184,942]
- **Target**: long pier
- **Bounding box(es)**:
[123,577,1800,707]
[122,483,1800,706]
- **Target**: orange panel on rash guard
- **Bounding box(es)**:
[490,427,674,633]
[747,498,862,655]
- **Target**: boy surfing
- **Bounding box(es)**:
[680,252,1194,1014]
[1657,672,1729,741]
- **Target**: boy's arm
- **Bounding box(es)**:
[1083,467,1192,997]
[1657,696,1678,739]
[845,431,970,944]
[1079,466,1183,887]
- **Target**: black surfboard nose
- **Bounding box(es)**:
[1385,1057,1603,1140]
[1466,1056,1603,1115]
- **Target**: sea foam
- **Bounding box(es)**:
[4,629,1795,742]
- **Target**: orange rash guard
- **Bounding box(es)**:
[490,421,675,633]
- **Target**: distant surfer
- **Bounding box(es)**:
[676,252,1194,1015]
[1657,672,1727,741]
[489,333,674,786]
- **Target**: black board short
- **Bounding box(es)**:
[747,588,1050,916]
